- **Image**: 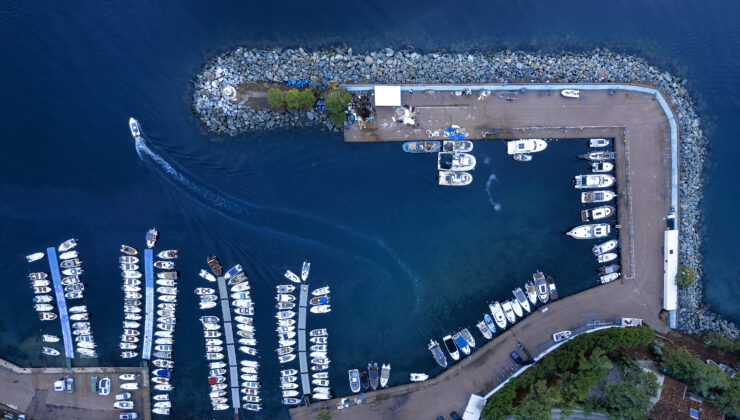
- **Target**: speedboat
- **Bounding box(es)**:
[460,328,476,348]
[310,296,329,306]
[154,384,172,392]
[59,250,78,260]
[234,307,254,316]
[34,295,53,304]
[122,270,142,279]
[488,302,507,330]
[442,140,473,152]
[42,347,60,356]
[146,228,158,248]
[26,252,45,262]
[157,250,178,259]
[157,272,178,280]
[513,153,532,162]
[157,286,177,295]
[484,314,497,336]
[199,269,217,282]
[581,205,615,221]
[34,286,51,294]
[513,288,531,313]
[129,117,141,137]
[281,368,297,376]
[600,272,620,284]
[533,271,549,304]
[284,270,300,283]
[243,403,262,411]
[70,313,89,321]
[231,282,250,292]
[120,245,137,255]
[438,171,473,186]
[312,286,330,296]
[573,174,615,189]
[195,287,216,296]
[597,252,618,263]
[77,348,97,357]
[410,373,429,382]
[593,239,618,255]
[125,313,141,321]
[120,256,139,264]
[501,301,517,324]
[453,332,470,355]
[123,278,141,286]
[402,141,440,153]
[64,283,84,292]
[310,329,328,337]
[206,353,224,361]
[207,255,223,276]
[58,238,78,252]
[42,334,60,343]
[547,276,558,300]
[566,224,610,239]
[592,162,614,173]
[39,312,57,321]
[62,268,83,276]
[29,272,48,281]
[476,320,492,340]
[442,335,459,361]
[579,151,615,161]
[65,291,83,299]
[313,378,330,387]
[228,272,247,286]
[301,260,310,281]
[368,362,379,390]
[61,277,80,286]
[310,305,331,314]
[276,284,295,293]
[223,264,242,280]
[281,382,298,390]
[510,299,523,318]
[590,138,610,148]
[154,260,174,269]
[32,280,50,288]
[582,190,616,203]
[200,301,217,310]
[239,346,258,356]
[506,139,547,155]
[598,264,620,275]
[119,343,137,350]
[60,258,82,268]
[276,311,296,320]
[312,372,328,379]
[349,369,361,393]
[437,152,476,171]
[279,354,296,364]
[561,89,580,98]
[312,393,331,400]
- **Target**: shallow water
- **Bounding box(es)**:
[1,1,739,417]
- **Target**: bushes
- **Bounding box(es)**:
[324,86,353,126]
[283,88,317,110]
[266,87,285,109]
[675,264,696,290]
[703,331,740,357]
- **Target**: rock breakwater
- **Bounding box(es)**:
[192,47,736,338]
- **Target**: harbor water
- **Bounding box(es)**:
[1,1,739,417]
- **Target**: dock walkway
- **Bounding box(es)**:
[298,284,311,396]
[142,249,154,360]
[47,247,74,359]
[216,275,240,414]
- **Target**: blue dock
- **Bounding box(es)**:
[216,275,240,413]
[298,284,311,396]
[142,249,154,360]
[46,247,74,359]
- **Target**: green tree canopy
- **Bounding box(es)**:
[298,89,316,109]
[266,87,285,109]
[285,88,302,109]
[675,264,696,289]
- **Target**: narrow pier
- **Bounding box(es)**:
[46,247,74,359]
[142,249,154,360]
[298,284,311,396]
[216,275,240,413]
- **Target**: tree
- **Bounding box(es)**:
[299,89,316,109]
[603,379,654,420]
[285,88,302,109]
[513,380,559,420]
[316,408,332,420]
[266,87,285,109]
[675,264,696,289]
[661,347,730,395]
[324,86,353,126]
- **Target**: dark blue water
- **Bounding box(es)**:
[2,1,739,417]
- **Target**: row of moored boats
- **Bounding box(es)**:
[403,139,477,186]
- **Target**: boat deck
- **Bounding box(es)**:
[141,249,154,360]
[298,284,311,396]
[46,247,75,359]
[216,275,240,414]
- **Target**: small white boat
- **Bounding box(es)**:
[157,271,178,280]
[70,313,89,321]
[120,263,139,271]
[566,224,610,239]
[501,301,517,324]
[438,171,473,186]
[42,334,60,343]
[573,174,615,189]
[600,272,620,284]
[157,286,178,295]
[199,269,217,282]
[42,347,60,356]
[120,256,139,264]
[125,313,142,321]
[77,348,97,357]
[69,305,87,313]
[59,250,78,260]
[592,162,614,173]
[233,316,251,325]
[239,338,257,346]
[146,228,159,248]
[488,302,507,330]
[581,205,616,222]
[533,271,550,304]
[154,384,173,392]
[310,328,328,337]
[301,261,310,281]
[65,291,83,299]
[276,294,295,302]
[34,286,51,294]
[28,272,48,280]
[62,268,83,276]
[581,190,616,203]
[39,312,57,321]
[589,138,610,148]
[152,408,170,416]
[380,363,391,388]
[311,305,331,314]
[506,139,547,155]
[276,311,296,320]
[284,270,301,283]
[119,343,137,350]
[579,151,615,161]
[124,292,142,300]
[156,279,176,287]
[239,346,258,356]
[553,330,572,342]
[312,286,330,296]
[118,373,138,381]
[129,117,141,137]
[200,301,217,310]
[195,287,215,295]
[206,353,224,360]
[157,250,178,259]
[32,280,50,288]
[33,295,53,303]
[154,261,174,269]
[513,154,532,162]
[561,89,580,98]
[155,330,174,338]
[281,382,298,389]
[120,245,138,255]
[122,270,142,279]
[123,278,141,286]
[437,152,477,171]
[154,393,171,401]
[409,373,428,382]
[442,335,459,361]
[477,320,493,340]
[26,252,45,263]
[58,238,78,252]
[121,382,139,390]
[279,354,296,364]
[513,287,531,313]
[276,284,295,293]
[597,252,618,263]
[509,299,523,318]
[60,258,82,268]
[231,282,250,292]
[592,239,618,255]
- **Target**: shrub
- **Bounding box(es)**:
[285,88,302,109]
[324,87,353,126]
[675,264,696,290]
[266,87,285,109]
[316,408,332,420]
[703,331,740,357]
[299,89,316,109]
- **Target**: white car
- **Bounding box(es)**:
[552,331,572,342]
[54,379,65,391]
[98,377,111,395]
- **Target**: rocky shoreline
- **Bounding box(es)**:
[192,47,737,338]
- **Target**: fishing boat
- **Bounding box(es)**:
[157,250,178,259]
[348,369,361,393]
[368,362,379,390]
[410,373,429,382]
[437,152,477,171]
[476,320,493,339]
[122,270,142,279]
[154,260,174,269]
[533,272,549,304]
[582,190,616,203]
[43,334,60,343]
[484,314,497,336]
[566,224,610,239]
[506,139,548,155]
[42,347,60,356]
[438,171,473,186]
[312,286,330,296]
[453,332,470,355]
[443,335,459,361]
[402,141,441,153]
[34,295,53,304]
[581,205,616,222]
[198,269,216,282]
[488,302,507,330]
[157,271,178,280]
[120,256,139,264]
[34,286,51,294]
[513,288,531,313]
[592,162,614,173]
[600,272,620,284]
[310,329,328,337]
[61,268,83,276]
[58,238,78,252]
[460,328,476,348]
[561,89,580,98]
[283,269,300,283]
[301,260,310,281]
[146,228,159,248]
[26,252,45,262]
[598,264,620,275]
[579,151,615,161]
[310,305,331,314]
[546,276,558,300]
[276,284,295,293]
[120,245,137,255]
[573,174,616,189]
[597,252,618,263]
[442,140,473,152]
[592,239,618,255]
[510,299,524,318]
[60,258,82,268]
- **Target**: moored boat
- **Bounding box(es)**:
[510,298,523,318]
[368,362,379,390]
[579,151,615,161]
[120,245,137,255]
[58,238,78,252]
[402,141,441,153]
[157,250,178,259]
[460,328,476,348]
[443,335,459,361]
[453,332,470,355]
[581,205,616,222]
[380,363,390,388]
[546,276,558,300]
[60,258,82,268]
[592,239,618,255]
[501,301,517,324]
[199,269,216,282]
[507,139,547,155]
[312,286,330,296]
[598,264,620,275]
[438,170,473,186]
[42,334,60,343]
[513,288,531,313]
[26,252,45,263]
[488,302,507,330]
[561,89,580,98]
[589,138,610,148]
[437,152,476,171]
[581,190,616,203]
[42,347,60,356]
[29,272,48,280]
[600,272,620,284]
[597,252,618,263]
[284,270,300,283]
[512,153,532,162]
[428,339,448,368]
[349,369,361,393]
[533,271,549,304]
[592,162,614,173]
[573,174,615,189]
[484,314,497,336]
[410,373,429,382]
[477,320,493,340]
[301,260,310,281]
[442,140,473,152]
[207,255,223,276]
[310,305,331,314]
[146,228,159,248]
[566,224,610,239]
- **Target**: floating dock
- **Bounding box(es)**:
[216,275,240,413]
[142,249,154,360]
[298,284,311,396]
[46,247,74,359]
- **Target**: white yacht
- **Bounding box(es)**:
[284,270,300,283]
[438,171,473,186]
[510,298,523,318]
[582,190,616,203]
[566,224,611,239]
[597,252,618,263]
[199,269,217,282]
[513,288,531,313]
[409,373,428,382]
[488,302,507,330]
[506,139,547,155]
[592,239,618,255]
[129,118,141,138]
[501,301,517,324]
[26,252,45,262]
[592,162,614,173]
[581,205,615,222]
[301,261,310,281]
[589,138,610,147]
[600,273,620,284]
[533,272,549,304]
[573,174,615,189]
[146,228,158,248]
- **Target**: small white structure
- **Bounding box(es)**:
[664,228,678,328]
[222,85,238,102]
[374,85,401,107]
[463,394,486,420]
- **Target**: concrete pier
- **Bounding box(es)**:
[216,275,240,413]
[297,284,311,396]
[142,249,154,360]
[47,247,75,359]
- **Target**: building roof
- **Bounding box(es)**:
[374,85,401,107]
[649,376,724,420]
[463,394,486,420]
[663,229,679,311]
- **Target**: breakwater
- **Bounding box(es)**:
[191,47,736,338]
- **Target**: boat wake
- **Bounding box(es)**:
[134,136,423,308]
[485,173,502,212]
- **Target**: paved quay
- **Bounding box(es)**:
[291,85,675,419]
[0,357,151,420]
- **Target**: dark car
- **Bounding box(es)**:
[510,351,523,364]
[450,412,462,420]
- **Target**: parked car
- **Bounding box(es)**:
[552,330,572,342]
[510,351,523,365]
[89,376,98,393]
[119,413,137,420]
[450,412,462,420]
[115,392,132,401]
[98,377,111,395]
[54,379,65,392]
[65,376,74,393]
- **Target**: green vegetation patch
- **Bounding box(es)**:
[675,264,696,290]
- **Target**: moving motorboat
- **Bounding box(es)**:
[437,152,477,171]
[402,141,440,153]
[349,369,361,393]
[597,252,618,263]
[589,138,610,148]
[566,224,610,239]
[573,174,616,189]
[513,288,531,313]
[593,239,618,255]
[460,328,476,348]
[501,301,517,324]
[129,117,141,137]
[368,362,379,390]
[488,302,507,330]
[157,250,178,259]
[546,276,558,300]
[443,140,474,152]
[579,151,615,161]
[581,205,616,222]
[442,335,459,361]
[592,162,614,173]
[410,373,429,382]
[561,89,580,98]
[533,271,549,304]
[146,228,158,248]
[301,260,310,281]
[380,363,391,388]
[600,272,620,284]
[120,245,137,255]
[582,190,616,203]
[58,238,78,252]
[26,252,45,262]
[477,320,493,340]
[284,270,300,283]
[428,339,448,368]
[453,332,470,355]
[438,171,473,186]
[506,139,547,155]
